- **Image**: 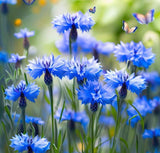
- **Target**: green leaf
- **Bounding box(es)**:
[128,114,138,125]
[129,103,144,130]
[120,137,129,150]
[24,73,28,85]
[4,106,13,127]
[59,101,65,123]
[44,94,50,104]
[1,85,5,93]
[58,130,62,150]
[65,85,73,101]
[51,143,59,153]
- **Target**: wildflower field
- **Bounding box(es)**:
[0,0,160,153]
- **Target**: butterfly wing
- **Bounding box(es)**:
[122,21,137,33]
[122,21,129,33]
[145,9,155,24]
[89,6,96,13]
[128,27,138,33]
[133,13,146,24]
[23,0,36,5]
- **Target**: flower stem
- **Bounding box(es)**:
[69,35,72,59]
[48,85,55,145]
[91,112,94,153]
[21,107,26,133]
[111,99,122,153]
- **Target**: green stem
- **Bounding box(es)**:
[111,99,122,153]
[73,78,77,111]
[48,85,55,145]
[21,108,26,133]
[91,113,94,153]
[67,127,72,153]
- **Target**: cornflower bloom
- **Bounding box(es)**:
[77,34,115,61]
[143,129,160,147]
[0,0,16,14]
[14,28,35,50]
[104,69,147,99]
[5,80,40,108]
[54,108,89,131]
[139,71,160,90]
[12,113,44,135]
[12,113,45,125]
[66,57,102,85]
[127,96,152,127]
[77,80,116,112]
[56,32,115,60]
[114,41,155,69]
[150,97,160,115]
[0,51,8,63]
[27,54,67,86]
[10,133,50,153]
[52,11,94,41]
[9,53,26,68]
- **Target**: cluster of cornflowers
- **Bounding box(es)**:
[3,6,157,153]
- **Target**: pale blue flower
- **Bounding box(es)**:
[52,11,94,33]
[0,0,17,4]
[104,69,147,95]
[5,80,40,102]
[10,133,50,153]
[14,28,35,39]
[77,80,116,105]
[9,53,26,63]
[27,54,67,80]
[66,57,102,83]
[114,41,155,68]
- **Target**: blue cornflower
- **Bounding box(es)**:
[12,113,45,125]
[0,0,17,4]
[0,0,16,14]
[52,11,94,33]
[0,51,8,63]
[54,108,89,130]
[150,97,160,115]
[77,34,115,56]
[143,129,160,139]
[56,32,115,57]
[66,57,102,84]
[104,69,147,98]
[10,133,50,153]
[14,28,35,39]
[143,129,160,148]
[9,53,26,68]
[127,96,152,127]
[5,80,40,108]
[99,115,115,127]
[27,54,67,86]
[114,41,155,68]
[14,28,35,50]
[77,80,116,112]
[139,71,160,90]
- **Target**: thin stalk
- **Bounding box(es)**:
[67,127,72,153]
[21,108,26,133]
[48,85,55,145]
[73,78,77,111]
[111,99,121,153]
[91,113,94,153]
